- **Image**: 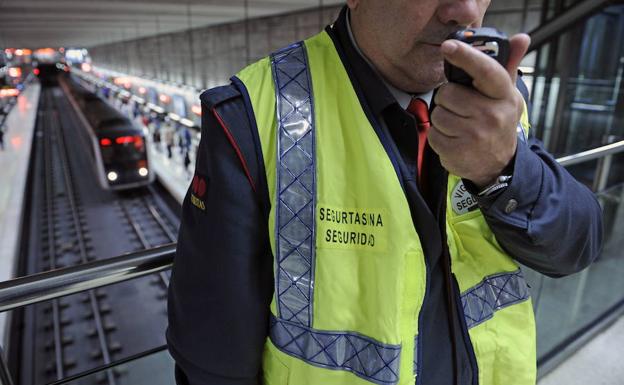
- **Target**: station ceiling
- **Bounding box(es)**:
[0,0,343,49]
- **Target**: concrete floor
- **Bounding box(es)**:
[538,315,624,385]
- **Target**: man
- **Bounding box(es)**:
[167,1,603,385]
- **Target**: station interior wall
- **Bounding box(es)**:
[89,1,543,91]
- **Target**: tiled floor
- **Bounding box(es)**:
[538,315,624,385]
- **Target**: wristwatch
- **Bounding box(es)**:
[477,175,512,197]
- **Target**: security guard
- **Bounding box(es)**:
[167,2,603,385]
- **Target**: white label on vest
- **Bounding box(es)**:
[317,205,387,252]
[451,181,479,215]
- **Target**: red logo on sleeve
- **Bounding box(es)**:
[191,175,207,211]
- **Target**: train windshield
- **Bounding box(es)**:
[99,134,146,163]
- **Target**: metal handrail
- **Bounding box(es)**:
[528,0,612,51]
[0,140,622,313]
[0,244,175,313]
[557,139,624,166]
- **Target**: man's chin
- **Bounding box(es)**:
[403,58,445,93]
[406,73,445,93]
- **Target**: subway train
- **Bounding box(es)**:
[62,77,154,190]
[86,66,202,128]
[32,48,66,85]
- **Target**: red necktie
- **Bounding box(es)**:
[406,97,431,186]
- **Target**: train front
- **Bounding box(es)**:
[98,125,152,189]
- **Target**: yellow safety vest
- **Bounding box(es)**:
[236,30,536,385]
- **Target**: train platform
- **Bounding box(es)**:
[147,142,193,204]
[0,80,40,340]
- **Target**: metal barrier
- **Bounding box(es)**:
[529,0,613,50]
[557,139,624,167]
[0,140,623,385]
[559,138,623,192]
[0,244,175,313]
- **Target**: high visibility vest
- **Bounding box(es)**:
[236,30,536,385]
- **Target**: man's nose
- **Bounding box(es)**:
[437,0,483,27]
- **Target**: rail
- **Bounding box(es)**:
[0,139,622,385]
[557,139,624,166]
[0,244,175,313]
[528,0,613,51]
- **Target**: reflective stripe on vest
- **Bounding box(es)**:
[271,315,401,385]
[272,42,316,327]
[462,269,530,329]
[269,41,401,385]
[412,270,530,375]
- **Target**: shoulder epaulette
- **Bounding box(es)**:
[199,84,241,109]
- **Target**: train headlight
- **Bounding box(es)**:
[138,167,148,177]
[107,171,118,181]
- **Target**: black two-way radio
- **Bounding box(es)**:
[444,27,510,87]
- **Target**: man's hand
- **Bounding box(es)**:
[429,34,531,188]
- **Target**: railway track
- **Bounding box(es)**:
[17,81,180,385]
[39,87,118,384]
[117,189,178,291]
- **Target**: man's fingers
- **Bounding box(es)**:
[430,106,467,138]
[441,39,512,99]
[434,83,481,118]
[507,34,531,84]
[428,124,457,158]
